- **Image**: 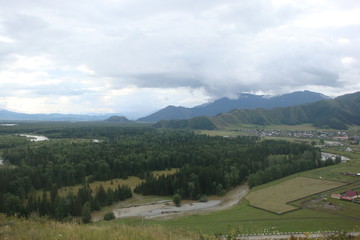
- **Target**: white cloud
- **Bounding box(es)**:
[341,57,355,65]
[294,9,360,28]
[0,36,14,43]
[338,38,350,44]
[76,65,95,75]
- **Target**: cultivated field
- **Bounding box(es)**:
[245,177,345,214]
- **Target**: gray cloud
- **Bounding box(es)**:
[126,73,204,89]
[0,0,360,115]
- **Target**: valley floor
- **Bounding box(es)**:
[115,184,249,220]
[91,184,249,221]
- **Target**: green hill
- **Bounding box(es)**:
[105,115,131,122]
[155,91,360,130]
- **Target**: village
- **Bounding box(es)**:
[236,129,360,144]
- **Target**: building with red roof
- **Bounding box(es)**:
[340,190,358,201]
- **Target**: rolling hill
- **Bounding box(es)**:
[139,91,329,122]
[105,116,131,122]
[154,91,360,130]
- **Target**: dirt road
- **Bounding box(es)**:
[227,231,360,239]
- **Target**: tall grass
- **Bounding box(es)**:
[1,214,359,240]
[0,214,199,240]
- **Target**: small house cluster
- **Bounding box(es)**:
[344,172,360,177]
[331,190,359,203]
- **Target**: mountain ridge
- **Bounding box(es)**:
[154,91,360,130]
[0,109,117,121]
[138,90,329,122]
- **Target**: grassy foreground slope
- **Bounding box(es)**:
[0,214,199,240]
[2,214,359,240]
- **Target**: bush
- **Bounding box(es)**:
[103,212,115,221]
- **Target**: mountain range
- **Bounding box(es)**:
[0,91,328,122]
[0,109,117,122]
[154,91,360,130]
[138,91,329,122]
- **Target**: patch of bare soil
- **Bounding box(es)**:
[302,197,342,211]
[112,184,249,220]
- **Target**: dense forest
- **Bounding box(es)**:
[0,124,334,221]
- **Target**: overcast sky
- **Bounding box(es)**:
[0,0,359,118]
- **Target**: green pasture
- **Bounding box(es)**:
[245,177,345,214]
[125,203,360,234]
[302,150,360,183]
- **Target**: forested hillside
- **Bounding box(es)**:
[0,125,332,221]
[155,91,360,130]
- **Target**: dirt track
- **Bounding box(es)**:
[113,184,249,220]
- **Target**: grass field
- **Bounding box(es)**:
[197,130,247,137]
[2,213,359,240]
[245,177,346,214]
[58,176,142,198]
[142,202,360,234]
[36,168,178,199]
[0,214,199,240]
[302,150,360,183]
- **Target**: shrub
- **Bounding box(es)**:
[103,212,115,221]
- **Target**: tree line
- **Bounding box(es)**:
[1,182,131,221]
[134,140,323,198]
